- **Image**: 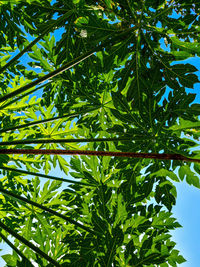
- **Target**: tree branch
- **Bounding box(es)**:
[0,149,199,163]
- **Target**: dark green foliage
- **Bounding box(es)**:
[0,0,199,266]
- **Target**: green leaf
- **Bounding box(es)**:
[171,37,200,56]
[151,169,179,182]
[2,254,17,266]
[74,16,89,27]
[169,118,200,131]
[179,166,200,188]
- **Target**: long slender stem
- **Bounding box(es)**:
[0,221,61,267]
[0,187,97,235]
[0,88,39,110]
[0,137,131,146]
[0,166,95,186]
[0,51,95,104]
[0,10,74,74]
[0,26,137,104]
[0,81,50,110]
[0,149,199,163]
[0,232,31,264]
[0,107,98,134]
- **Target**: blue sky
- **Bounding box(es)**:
[158,13,200,266]
[173,181,200,267]
[167,56,200,266]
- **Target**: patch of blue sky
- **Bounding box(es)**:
[170,56,200,266]
[155,10,200,265]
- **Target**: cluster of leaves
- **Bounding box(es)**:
[0,0,200,266]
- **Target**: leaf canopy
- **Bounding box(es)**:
[0,0,200,266]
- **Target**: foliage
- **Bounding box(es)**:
[0,0,200,266]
